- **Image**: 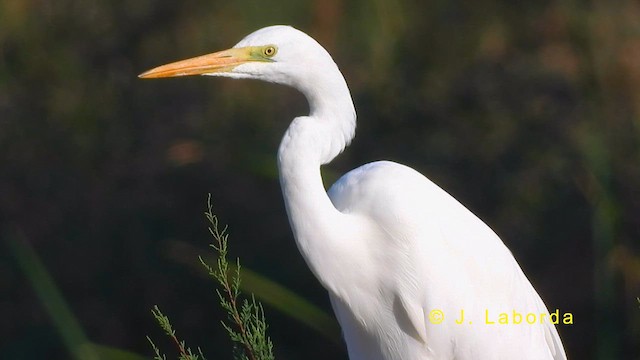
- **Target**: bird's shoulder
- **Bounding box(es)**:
[327,160,441,214]
[327,160,492,246]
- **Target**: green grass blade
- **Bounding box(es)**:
[7,232,101,360]
[239,264,341,343]
[8,233,148,360]
[164,240,342,344]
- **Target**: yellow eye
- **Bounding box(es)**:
[263,46,277,57]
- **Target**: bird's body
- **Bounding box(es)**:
[140,25,567,359]
[327,161,565,359]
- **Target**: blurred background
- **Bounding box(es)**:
[1,0,639,358]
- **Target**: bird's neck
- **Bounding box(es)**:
[277,69,356,290]
[292,65,356,165]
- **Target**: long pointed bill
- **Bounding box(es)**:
[138,47,254,79]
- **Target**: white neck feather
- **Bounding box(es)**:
[276,64,356,290]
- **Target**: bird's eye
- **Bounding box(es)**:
[263,46,277,57]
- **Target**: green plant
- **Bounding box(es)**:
[147,306,205,360]
[148,195,274,360]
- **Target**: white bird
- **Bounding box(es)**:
[140,25,567,360]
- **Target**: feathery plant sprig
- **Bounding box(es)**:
[147,194,274,360]
[147,306,205,360]
[199,194,275,360]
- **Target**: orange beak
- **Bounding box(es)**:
[138,47,254,79]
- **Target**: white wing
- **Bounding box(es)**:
[327,160,567,360]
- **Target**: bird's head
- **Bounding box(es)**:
[139,25,336,88]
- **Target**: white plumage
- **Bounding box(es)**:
[140,25,567,360]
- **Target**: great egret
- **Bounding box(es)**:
[140,25,567,360]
